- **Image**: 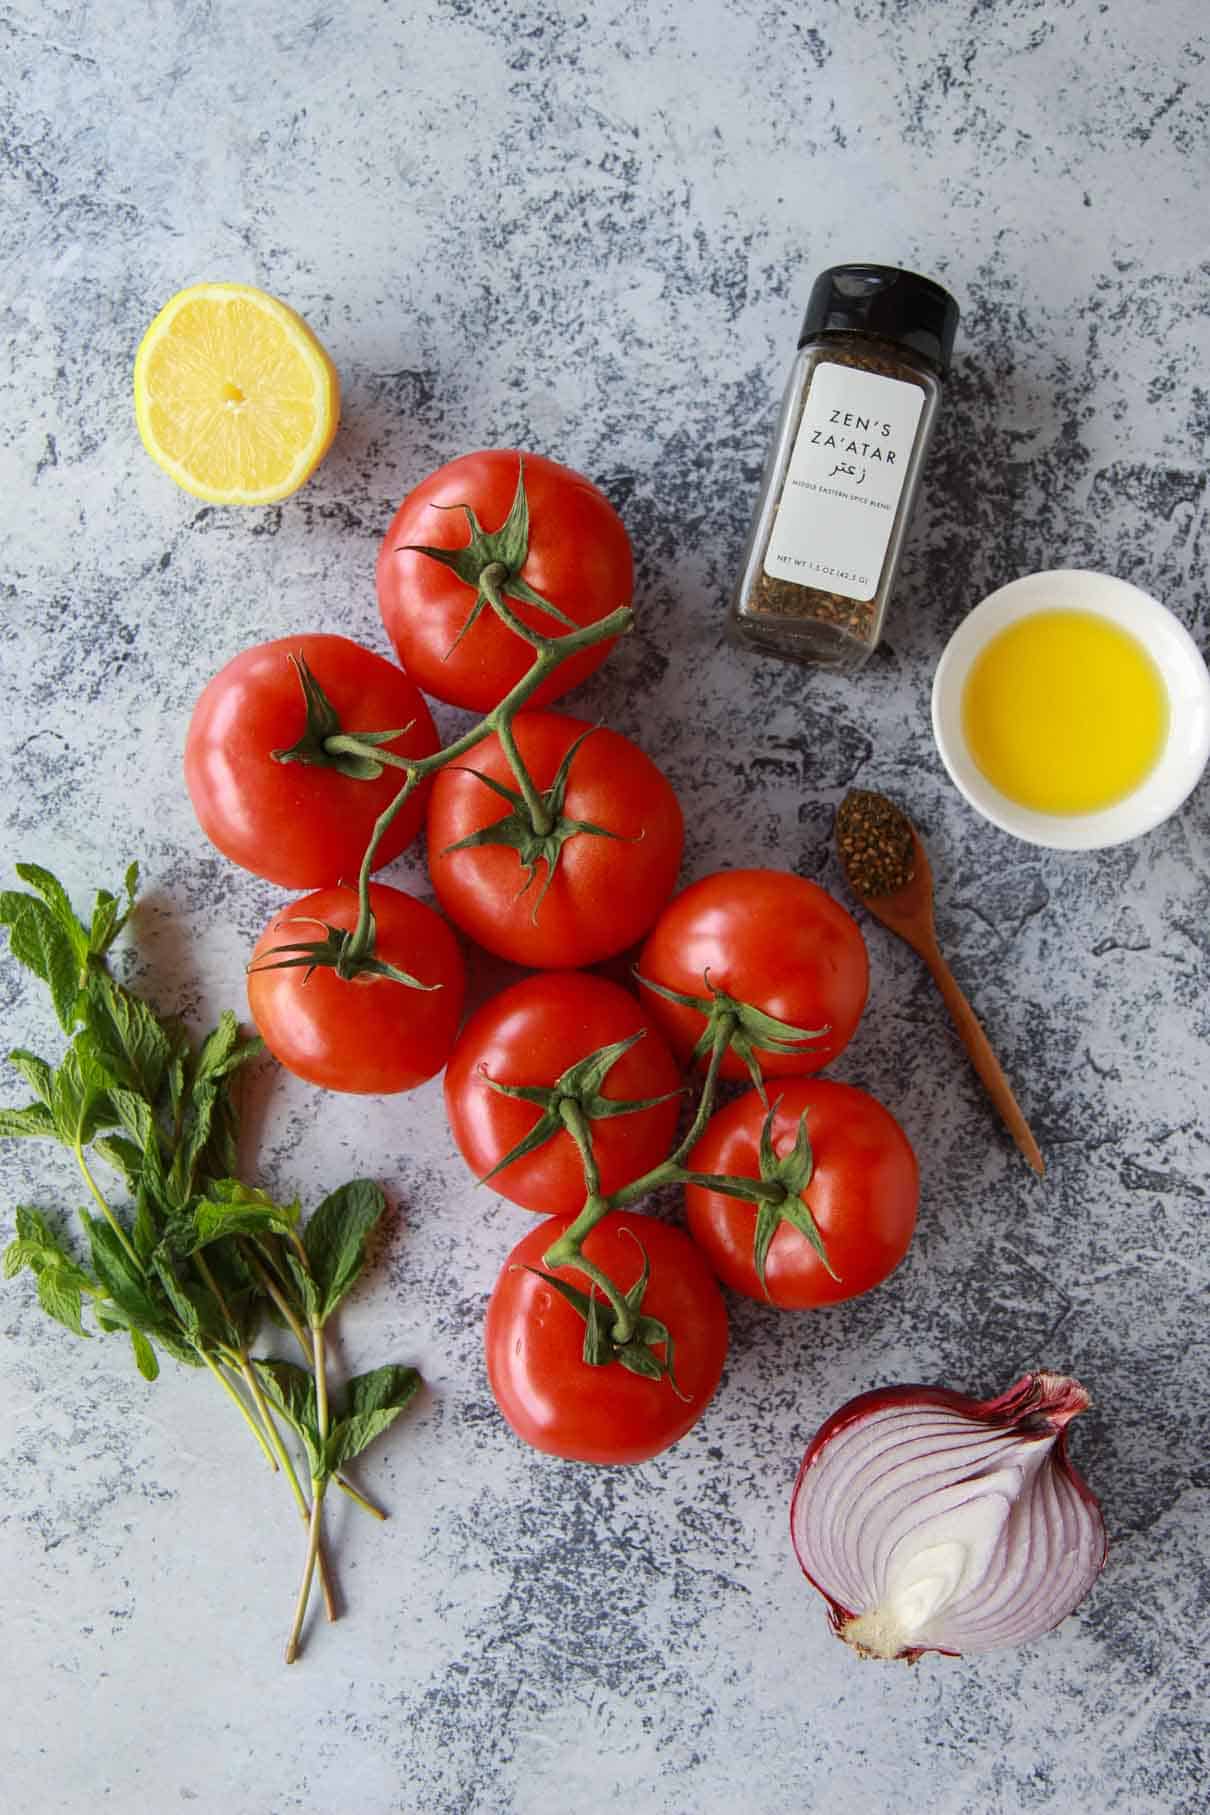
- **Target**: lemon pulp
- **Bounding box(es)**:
[133,282,339,505]
[961,608,1168,815]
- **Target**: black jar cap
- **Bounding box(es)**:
[799,264,960,373]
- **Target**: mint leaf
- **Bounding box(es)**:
[285,1251,321,1322]
[302,1180,387,1324]
[5,1208,93,1285]
[255,1358,318,1429]
[82,972,169,1102]
[37,1267,89,1337]
[130,1328,159,1380]
[51,1034,118,1148]
[109,1087,156,1153]
[150,1253,201,1338]
[15,863,89,963]
[3,1238,44,1278]
[191,1191,299,1249]
[201,1179,301,1224]
[88,868,136,959]
[86,1216,162,1329]
[0,1102,59,1141]
[87,891,120,959]
[346,1363,422,1420]
[255,1359,322,1477]
[7,1048,54,1105]
[2,896,81,1031]
[193,1012,261,1085]
[322,1365,420,1475]
[92,1134,145,1192]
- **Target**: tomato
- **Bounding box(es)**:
[376,450,632,712]
[247,883,465,1093]
[427,710,683,968]
[685,1080,918,1308]
[444,972,682,1215]
[485,1212,728,1464]
[637,869,868,1083]
[185,634,439,889]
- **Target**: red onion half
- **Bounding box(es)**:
[790,1372,1107,1662]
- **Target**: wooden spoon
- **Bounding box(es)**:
[836,791,1044,1177]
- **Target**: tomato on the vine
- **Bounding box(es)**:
[376,450,632,712]
[427,710,683,968]
[247,884,465,1093]
[637,868,868,1083]
[685,1080,918,1308]
[485,1212,729,1464]
[184,634,439,889]
[444,972,682,1215]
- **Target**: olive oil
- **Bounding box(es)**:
[962,609,1168,815]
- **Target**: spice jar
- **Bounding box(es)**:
[729,263,960,674]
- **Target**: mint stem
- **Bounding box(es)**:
[284,1315,331,1664]
[234,1350,338,1622]
[73,1144,141,1269]
[284,1490,326,1665]
[240,1240,385,1520]
[198,1346,278,1471]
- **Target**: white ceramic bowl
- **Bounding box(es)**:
[931,569,1210,850]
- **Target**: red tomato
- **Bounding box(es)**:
[376,450,632,712]
[247,884,465,1093]
[637,869,868,1082]
[485,1212,728,1464]
[444,972,682,1215]
[185,634,439,889]
[427,710,683,968]
[685,1080,918,1308]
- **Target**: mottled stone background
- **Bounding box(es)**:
[2,1,1207,1810]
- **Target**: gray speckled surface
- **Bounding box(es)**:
[2,1,1208,1810]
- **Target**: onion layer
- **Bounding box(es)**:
[790,1372,1107,1661]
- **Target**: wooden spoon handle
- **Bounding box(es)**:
[922,946,1045,1177]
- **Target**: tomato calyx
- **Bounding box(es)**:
[441,724,626,921]
[476,1029,684,1189]
[246,909,439,990]
[684,1100,838,1298]
[526,1236,688,1397]
[270,654,415,781]
[634,969,830,1100]
[403,460,577,658]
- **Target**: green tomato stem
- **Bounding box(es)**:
[495,712,553,836]
[477,562,550,650]
[555,1239,637,1345]
[539,1016,738,1327]
[337,601,632,962]
[558,1097,601,1197]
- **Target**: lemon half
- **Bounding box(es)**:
[133,282,340,505]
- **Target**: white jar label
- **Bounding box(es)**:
[763,362,925,602]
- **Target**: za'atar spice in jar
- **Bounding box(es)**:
[729,264,960,675]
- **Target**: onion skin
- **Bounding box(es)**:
[790,1372,1109,1663]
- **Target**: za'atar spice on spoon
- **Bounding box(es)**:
[835,788,916,898]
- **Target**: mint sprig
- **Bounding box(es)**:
[0,861,423,1664]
